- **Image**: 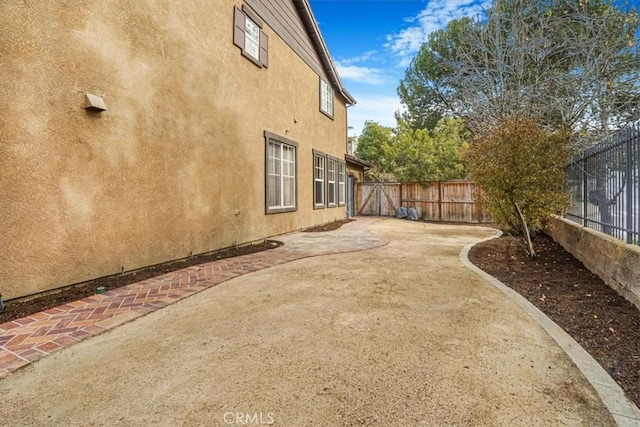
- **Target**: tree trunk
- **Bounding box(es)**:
[515,202,536,258]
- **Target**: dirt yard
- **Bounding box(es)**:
[0,220,614,426]
[469,232,640,408]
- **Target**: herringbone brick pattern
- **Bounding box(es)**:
[0,218,387,377]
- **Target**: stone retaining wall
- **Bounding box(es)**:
[547,217,640,310]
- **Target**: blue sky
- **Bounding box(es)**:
[308,0,491,137]
[308,0,640,137]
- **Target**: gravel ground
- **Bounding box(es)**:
[469,232,640,409]
[0,219,614,426]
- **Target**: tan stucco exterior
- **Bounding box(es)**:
[0,0,352,299]
[346,156,369,183]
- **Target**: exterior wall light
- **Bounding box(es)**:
[85,93,107,112]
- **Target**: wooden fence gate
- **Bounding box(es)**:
[357,183,401,217]
[356,181,491,223]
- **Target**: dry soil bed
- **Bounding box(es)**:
[0,220,354,322]
[0,240,282,324]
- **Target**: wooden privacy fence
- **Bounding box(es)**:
[356,181,491,223]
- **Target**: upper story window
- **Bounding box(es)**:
[233,6,269,68]
[244,17,260,61]
[320,79,334,118]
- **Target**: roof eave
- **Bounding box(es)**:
[345,153,372,170]
[294,0,356,105]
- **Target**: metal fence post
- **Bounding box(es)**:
[626,127,633,243]
[582,157,588,228]
[565,122,639,245]
[637,125,640,243]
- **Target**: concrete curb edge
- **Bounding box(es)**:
[459,230,640,427]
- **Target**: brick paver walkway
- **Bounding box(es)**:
[0,218,387,377]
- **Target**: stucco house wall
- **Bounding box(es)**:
[0,0,354,299]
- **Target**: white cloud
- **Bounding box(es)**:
[339,50,377,66]
[338,1,491,134]
[385,0,489,67]
[336,63,388,85]
[347,95,404,136]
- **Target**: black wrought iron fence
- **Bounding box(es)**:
[565,123,640,244]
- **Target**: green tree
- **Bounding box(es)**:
[465,117,571,256]
[399,0,639,141]
[391,117,467,182]
[397,17,476,130]
[390,119,436,182]
[354,118,468,183]
[354,121,395,181]
[430,117,469,180]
